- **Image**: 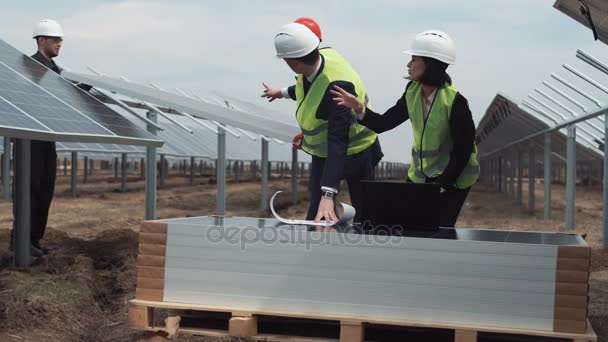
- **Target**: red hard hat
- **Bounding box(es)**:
[294,17,322,42]
[292,132,304,150]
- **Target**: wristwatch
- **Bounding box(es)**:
[322,190,336,200]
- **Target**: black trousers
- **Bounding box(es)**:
[306,141,382,222]
[437,186,470,227]
[405,175,471,227]
[12,140,57,244]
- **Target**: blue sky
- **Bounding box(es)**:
[1,0,607,162]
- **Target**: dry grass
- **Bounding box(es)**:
[0,172,605,341]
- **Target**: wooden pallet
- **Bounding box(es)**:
[128,300,598,342]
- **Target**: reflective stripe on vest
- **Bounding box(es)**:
[295,48,377,158]
[405,81,479,189]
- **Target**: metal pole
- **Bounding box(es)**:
[292,147,298,205]
[509,152,516,198]
[113,157,119,180]
[121,153,127,193]
[544,133,552,220]
[502,157,507,193]
[517,149,523,204]
[566,125,576,231]
[261,140,269,210]
[494,159,498,187]
[159,154,166,188]
[240,161,245,182]
[498,156,503,192]
[528,147,535,213]
[14,139,31,267]
[63,157,67,176]
[190,156,195,184]
[233,160,240,183]
[140,158,145,180]
[2,137,10,200]
[217,127,226,215]
[145,110,158,220]
[89,158,94,176]
[597,159,602,185]
[71,151,78,197]
[83,156,88,184]
[503,156,508,194]
[604,112,608,248]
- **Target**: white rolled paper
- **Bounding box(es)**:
[270,191,355,226]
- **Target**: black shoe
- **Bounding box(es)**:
[31,241,49,255]
[30,244,44,258]
[9,240,44,258]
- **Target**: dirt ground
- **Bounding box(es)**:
[0,171,606,341]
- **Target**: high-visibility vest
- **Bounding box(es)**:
[295,48,377,158]
[406,81,479,189]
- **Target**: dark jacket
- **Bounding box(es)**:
[31,51,61,74]
[359,81,475,187]
[287,55,382,189]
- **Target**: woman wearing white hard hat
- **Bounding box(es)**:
[331,30,479,227]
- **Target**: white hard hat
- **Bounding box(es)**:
[32,19,64,38]
[404,30,455,65]
[274,22,320,59]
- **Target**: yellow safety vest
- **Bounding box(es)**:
[295,48,377,158]
[405,81,479,189]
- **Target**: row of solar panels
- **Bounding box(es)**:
[476,1,608,160]
[0,99,309,162]
[0,37,313,163]
[476,47,608,161]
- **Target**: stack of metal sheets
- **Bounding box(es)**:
[135,216,590,333]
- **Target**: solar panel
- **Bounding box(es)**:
[0,39,162,147]
[554,0,608,45]
[63,70,300,142]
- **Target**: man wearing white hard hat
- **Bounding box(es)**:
[32,19,64,73]
[10,19,64,257]
[269,22,383,224]
[332,30,479,227]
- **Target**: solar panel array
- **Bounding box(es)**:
[477,48,608,161]
[0,39,161,147]
[63,70,299,142]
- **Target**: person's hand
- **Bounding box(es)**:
[330,85,365,113]
[314,197,338,224]
[292,132,303,150]
[261,82,283,102]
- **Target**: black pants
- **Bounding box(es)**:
[406,175,471,227]
[437,186,470,227]
[12,140,57,244]
[306,141,382,222]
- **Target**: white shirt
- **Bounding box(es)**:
[422,88,437,120]
[281,58,323,98]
